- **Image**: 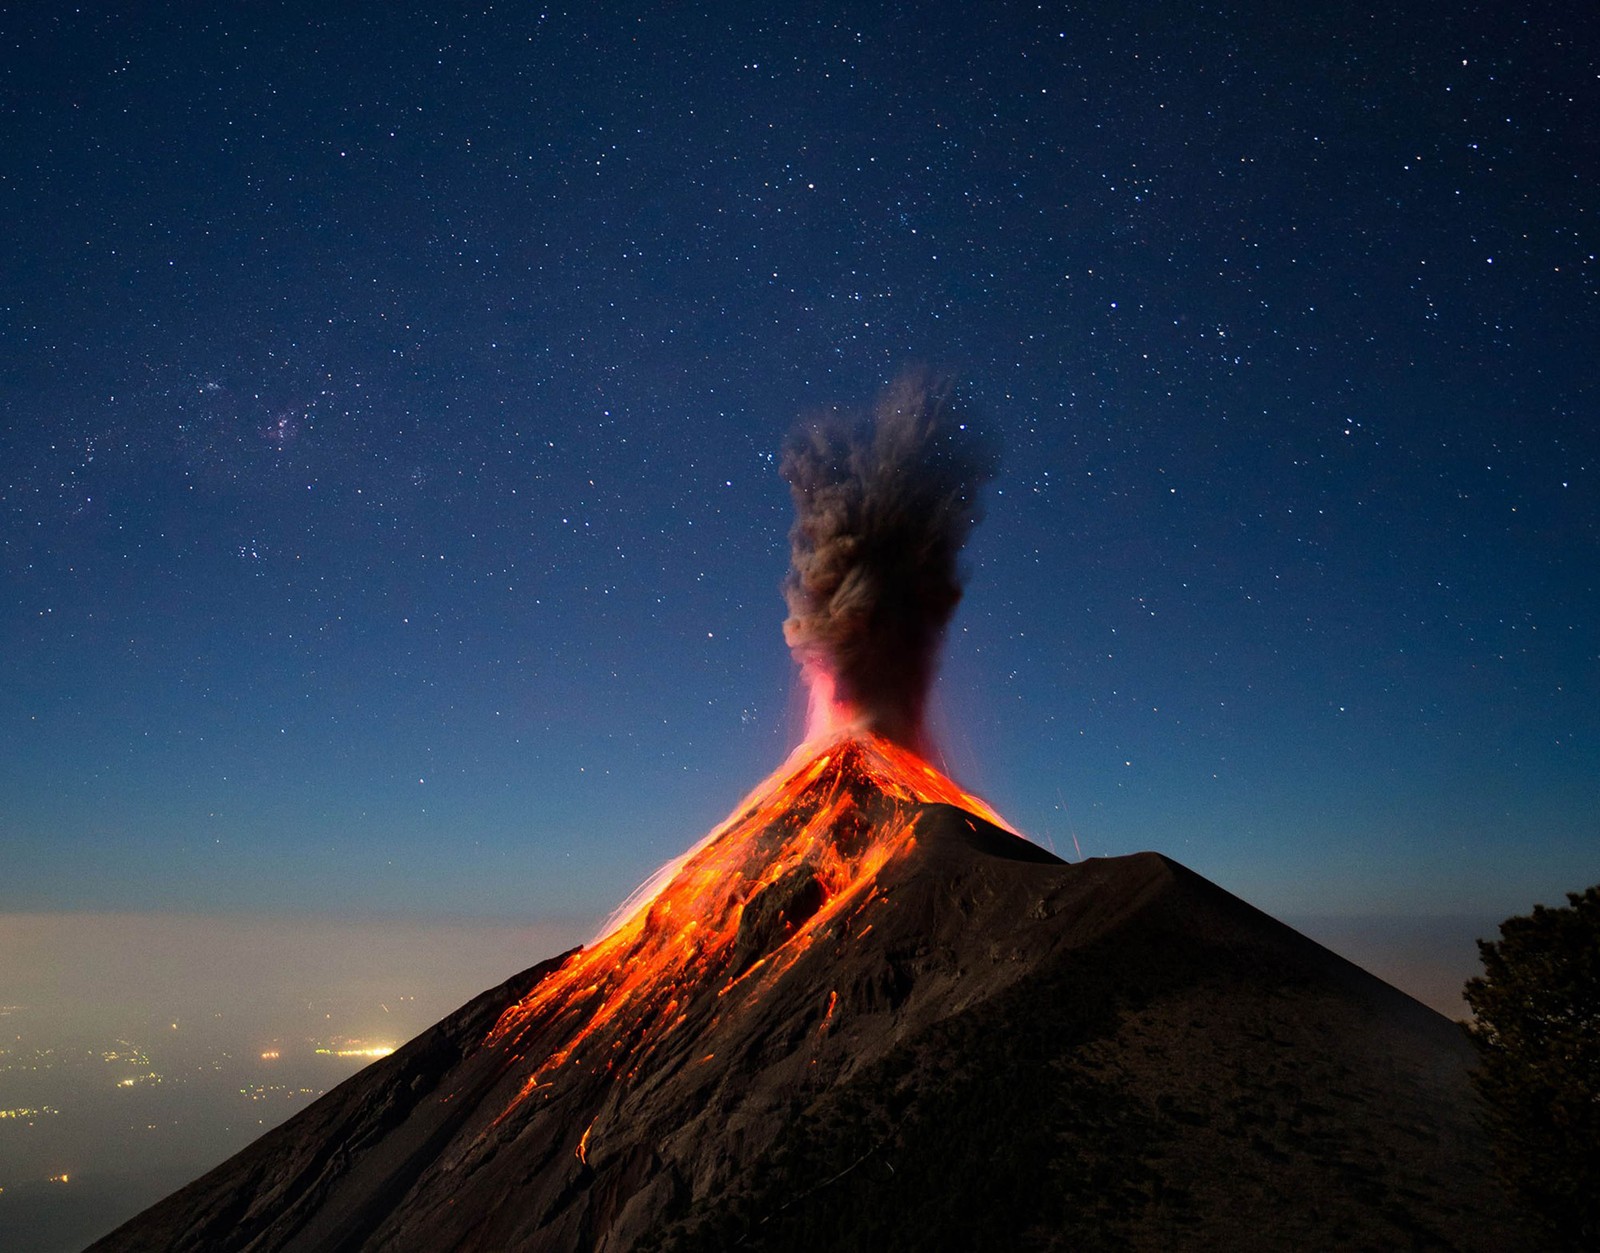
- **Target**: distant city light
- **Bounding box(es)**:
[313,1045,395,1059]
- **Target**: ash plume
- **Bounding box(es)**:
[781,370,998,754]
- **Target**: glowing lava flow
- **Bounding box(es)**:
[485,733,1013,1118]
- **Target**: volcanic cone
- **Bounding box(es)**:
[90,735,1531,1252]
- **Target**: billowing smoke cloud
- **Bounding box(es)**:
[781,370,998,754]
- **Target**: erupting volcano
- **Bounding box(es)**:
[487,733,1013,1123]
[463,374,1017,1148]
[92,377,1531,1252]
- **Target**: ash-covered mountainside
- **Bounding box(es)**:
[90,740,1531,1252]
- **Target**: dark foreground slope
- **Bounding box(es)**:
[90,811,1530,1252]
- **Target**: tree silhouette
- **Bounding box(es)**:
[1464,884,1600,1249]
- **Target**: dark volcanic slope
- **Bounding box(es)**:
[90,809,1530,1252]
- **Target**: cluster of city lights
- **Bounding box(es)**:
[0,1105,58,1120]
[256,1043,396,1061]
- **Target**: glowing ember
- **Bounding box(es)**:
[486,733,1014,1119]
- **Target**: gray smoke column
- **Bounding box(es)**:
[781,370,998,754]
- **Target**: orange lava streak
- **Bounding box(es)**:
[485,732,1017,1119]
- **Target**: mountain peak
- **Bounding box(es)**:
[90,749,1532,1252]
[483,734,1024,1119]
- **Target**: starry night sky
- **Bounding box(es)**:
[3,3,1595,936]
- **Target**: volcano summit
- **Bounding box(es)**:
[92,733,1527,1251]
